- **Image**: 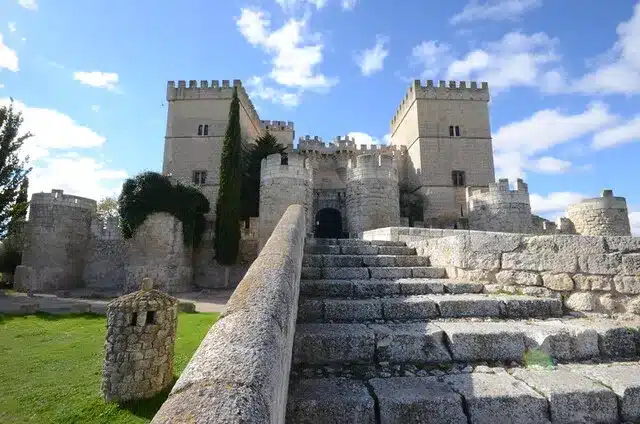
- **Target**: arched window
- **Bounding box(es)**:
[197,124,203,136]
[203,125,209,136]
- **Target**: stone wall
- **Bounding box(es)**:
[363,227,640,314]
[467,178,532,233]
[152,204,307,423]
[567,190,631,236]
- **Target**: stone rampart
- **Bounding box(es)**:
[467,178,532,234]
[567,190,631,236]
[363,227,640,314]
[152,204,306,423]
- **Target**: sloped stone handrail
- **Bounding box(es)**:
[152,204,306,423]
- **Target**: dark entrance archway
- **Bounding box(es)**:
[315,208,343,239]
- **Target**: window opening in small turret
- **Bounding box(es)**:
[146,311,156,325]
[281,154,288,165]
[130,312,138,326]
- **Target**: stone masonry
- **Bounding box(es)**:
[102,277,178,403]
[567,189,632,236]
[467,178,531,234]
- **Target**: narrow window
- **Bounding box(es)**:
[281,154,288,165]
[452,170,466,187]
[192,170,207,185]
[455,126,460,137]
[203,124,209,136]
[130,312,138,326]
[145,311,156,325]
[460,205,464,217]
[197,124,203,136]
[449,125,454,137]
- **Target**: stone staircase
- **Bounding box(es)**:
[287,238,640,423]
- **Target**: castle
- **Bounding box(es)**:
[11,78,633,294]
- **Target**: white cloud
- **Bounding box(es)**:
[592,115,640,149]
[275,0,327,11]
[355,36,389,76]
[236,8,337,105]
[342,0,358,10]
[8,22,16,33]
[0,33,19,72]
[572,2,640,94]
[532,156,572,174]
[245,75,302,107]
[0,83,4,89]
[346,131,390,147]
[529,192,587,215]
[18,0,37,11]
[451,0,542,25]
[73,71,119,91]
[629,211,640,236]
[410,41,452,78]
[91,105,100,112]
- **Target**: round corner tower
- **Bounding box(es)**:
[102,278,178,403]
[467,178,532,233]
[259,152,313,248]
[566,189,631,236]
[18,189,96,292]
[346,153,400,236]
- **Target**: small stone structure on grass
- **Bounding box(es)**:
[101,277,178,403]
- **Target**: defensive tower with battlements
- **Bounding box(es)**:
[467,178,532,234]
[566,190,631,236]
[390,80,495,228]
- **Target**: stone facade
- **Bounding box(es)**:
[102,278,178,403]
[567,190,631,236]
[467,178,532,234]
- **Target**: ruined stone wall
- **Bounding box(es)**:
[259,153,313,249]
[346,153,400,235]
[467,178,532,234]
[567,190,631,236]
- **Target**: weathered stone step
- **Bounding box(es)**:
[303,244,416,256]
[302,254,430,268]
[301,266,445,280]
[293,318,640,366]
[298,294,563,323]
[306,238,406,247]
[287,362,640,423]
[299,278,483,298]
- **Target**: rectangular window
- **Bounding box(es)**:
[197,124,203,136]
[192,170,207,185]
[452,170,466,187]
[449,125,454,137]
[203,124,209,136]
[455,125,460,137]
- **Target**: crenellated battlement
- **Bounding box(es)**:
[467,178,530,206]
[260,153,313,182]
[31,189,97,211]
[347,153,398,182]
[166,79,260,126]
[260,120,294,131]
[295,135,407,157]
[391,79,490,131]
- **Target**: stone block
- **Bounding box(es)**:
[304,245,340,255]
[369,377,466,424]
[302,255,323,267]
[467,232,523,254]
[297,299,324,322]
[572,274,612,291]
[378,246,415,255]
[495,270,542,286]
[512,368,618,424]
[411,267,446,278]
[437,322,525,362]
[300,280,353,298]
[565,292,598,311]
[341,245,379,255]
[338,239,370,246]
[301,267,322,280]
[520,321,600,361]
[286,378,376,424]
[352,280,400,297]
[623,254,640,275]
[443,373,548,424]
[614,276,640,294]
[323,255,363,267]
[369,267,412,279]
[434,295,503,318]
[605,236,640,254]
[361,255,396,267]
[444,281,484,294]
[501,297,563,318]
[553,235,607,256]
[323,267,369,280]
[456,253,501,271]
[372,323,451,363]
[293,324,375,364]
[381,296,438,320]
[324,299,382,322]
[541,273,574,291]
[502,252,577,273]
[397,278,445,295]
[393,255,430,267]
[578,253,622,275]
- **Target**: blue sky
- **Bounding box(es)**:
[1,0,639,233]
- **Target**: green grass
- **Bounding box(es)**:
[0,311,219,424]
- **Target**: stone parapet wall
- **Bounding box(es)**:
[363,227,640,314]
[567,190,631,236]
[467,178,532,234]
[152,204,306,423]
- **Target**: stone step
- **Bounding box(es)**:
[301,266,445,280]
[306,238,406,247]
[303,245,416,256]
[298,294,563,323]
[302,254,430,268]
[287,362,640,423]
[292,318,640,366]
[299,278,484,298]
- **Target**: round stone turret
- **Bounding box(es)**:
[566,190,631,236]
[258,153,313,249]
[346,153,400,235]
[16,189,96,292]
[101,278,178,403]
[466,178,532,234]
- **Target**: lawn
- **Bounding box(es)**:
[0,311,219,424]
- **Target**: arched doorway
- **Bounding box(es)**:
[315,208,342,239]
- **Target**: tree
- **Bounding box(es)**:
[97,196,119,220]
[0,102,32,238]
[241,131,286,219]
[214,87,243,265]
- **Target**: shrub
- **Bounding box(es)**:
[0,242,21,274]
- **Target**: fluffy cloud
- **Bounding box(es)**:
[275,0,327,11]
[245,75,302,107]
[0,97,126,200]
[529,192,587,218]
[355,36,389,76]
[629,211,640,236]
[8,23,16,33]
[91,105,100,113]
[592,115,640,150]
[346,132,391,147]
[236,8,337,105]
[18,0,37,11]
[0,33,19,72]
[450,0,542,25]
[73,71,119,91]
[411,41,451,79]
[341,0,358,10]
[493,102,617,180]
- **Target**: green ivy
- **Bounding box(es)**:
[118,171,210,247]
